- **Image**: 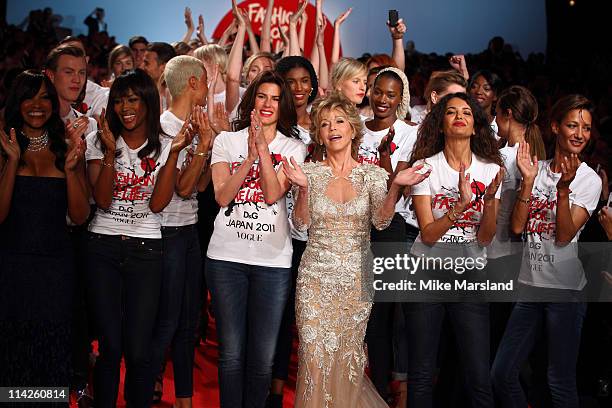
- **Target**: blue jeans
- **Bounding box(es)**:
[205,258,291,408]
[86,233,162,408]
[403,302,493,408]
[149,225,202,399]
[491,301,586,408]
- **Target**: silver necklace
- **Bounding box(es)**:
[24,130,49,152]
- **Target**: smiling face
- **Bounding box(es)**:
[338,73,367,105]
[47,54,87,104]
[247,57,274,84]
[112,53,134,78]
[285,66,312,109]
[254,82,281,126]
[553,108,592,155]
[371,76,402,120]
[20,82,52,131]
[431,83,466,105]
[113,89,147,131]
[442,97,475,139]
[469,74,496,111]
[318,107,354,155]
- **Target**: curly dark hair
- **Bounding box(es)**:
[4,70,67,171]
[409,92,503,167]
[275,56,319,104]
[105,69,162,160]
[233,70,298,138]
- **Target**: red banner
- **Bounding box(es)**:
[212,0,336,60]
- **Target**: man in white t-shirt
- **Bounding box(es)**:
[147,55,212,405]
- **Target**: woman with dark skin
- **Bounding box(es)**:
[0,70,89,390]
[468,70,503,132]
[85,69,189,408]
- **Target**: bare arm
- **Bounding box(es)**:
[226,2,246,113]
[298,12,307,53]
[251,116,289,204]
[475,170,503,246]
[64,140,90,225]
[260,0,274,53]
[389,19,406,71]
[331,8,352,68]
[177,109,213,198]
[316,18,329,92]
[196,14,208,45]
[181,7,194,44]
[289,0,307,56]
[0,128,19,223]
[510,142,538,235]
[282,157,309,230]
[89,113,116,210]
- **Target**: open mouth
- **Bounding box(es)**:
[259,109,274,118]
[294,94,306,100]
[569,140,584,147]
[375,105,390,113]
[27,111,46,117]
[122,114,136,124]
[328,134,343,142]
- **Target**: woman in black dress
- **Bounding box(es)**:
[0,70,90,390]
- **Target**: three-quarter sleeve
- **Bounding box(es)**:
[367,165,393,231]
[291,162,315,232]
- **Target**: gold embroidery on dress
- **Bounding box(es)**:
[293,162,392,408]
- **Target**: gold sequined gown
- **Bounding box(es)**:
[293,162,392,408]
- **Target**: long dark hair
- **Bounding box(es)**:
[275,56,319,104]
[409,92,503,166]
[4,70,67,171]
[233,70,299,138]
[105,69,162,159]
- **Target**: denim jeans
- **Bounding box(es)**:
[403,302,494,408]
[86,233,162,408]
[491,301,587,408]
[148,225,202,399]
[205,257,291,408]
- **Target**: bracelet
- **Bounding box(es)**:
[101,159,113,168]
[194,151,211,159]
[446,205,461,222]
[516,196,530,205]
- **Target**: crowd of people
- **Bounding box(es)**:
[1,1,611,408]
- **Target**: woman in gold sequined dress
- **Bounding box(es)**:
[281,93,430,408]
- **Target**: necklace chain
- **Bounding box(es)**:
[24,130,49,152]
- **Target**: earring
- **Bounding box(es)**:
[309,88,314,96]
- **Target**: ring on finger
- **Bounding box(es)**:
[73,122,79,129]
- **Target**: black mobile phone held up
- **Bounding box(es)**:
[389,10,399,27]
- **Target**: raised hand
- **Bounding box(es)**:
[65,116,89,145]
[598,206,612,241]
[171,119,195,153]
[95,108,116,153]
[516,142,538,182]
[184,7,194,31]
[485,168,505,199]
[334,7,352,28]
[316,17,327,47]
[197,14,206,43]
[388,18,406,40]
[0,127,20,162]
[247,114,259,163]
[210,103,230,135]
[65,138,86,172]
[250,110,267,152]
[457,163,473,211]
[557,153,580,190]
[232,0,245,26]
[282,156,308,188]
[377,126,396,156]
[449,54,468,79]
[290,0,308,25]
[191,106,213,151]
[393,163,431,187]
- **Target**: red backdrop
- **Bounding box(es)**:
[212,0,337,60]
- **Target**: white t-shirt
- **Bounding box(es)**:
[207,128,308,268]
[410,151,501,256]
[487,143,521,258]
[285,124,312,242]
[518,160,601,290]
[83,79,109,118]
[359,119,418,222]
[85,133,171,238]
[159,110,200,227]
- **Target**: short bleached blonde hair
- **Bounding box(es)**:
[242,52,276,85]
[310,92,364,160]
[331,58,368,91]
[193,44,228,75]
[164,55,206,98]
